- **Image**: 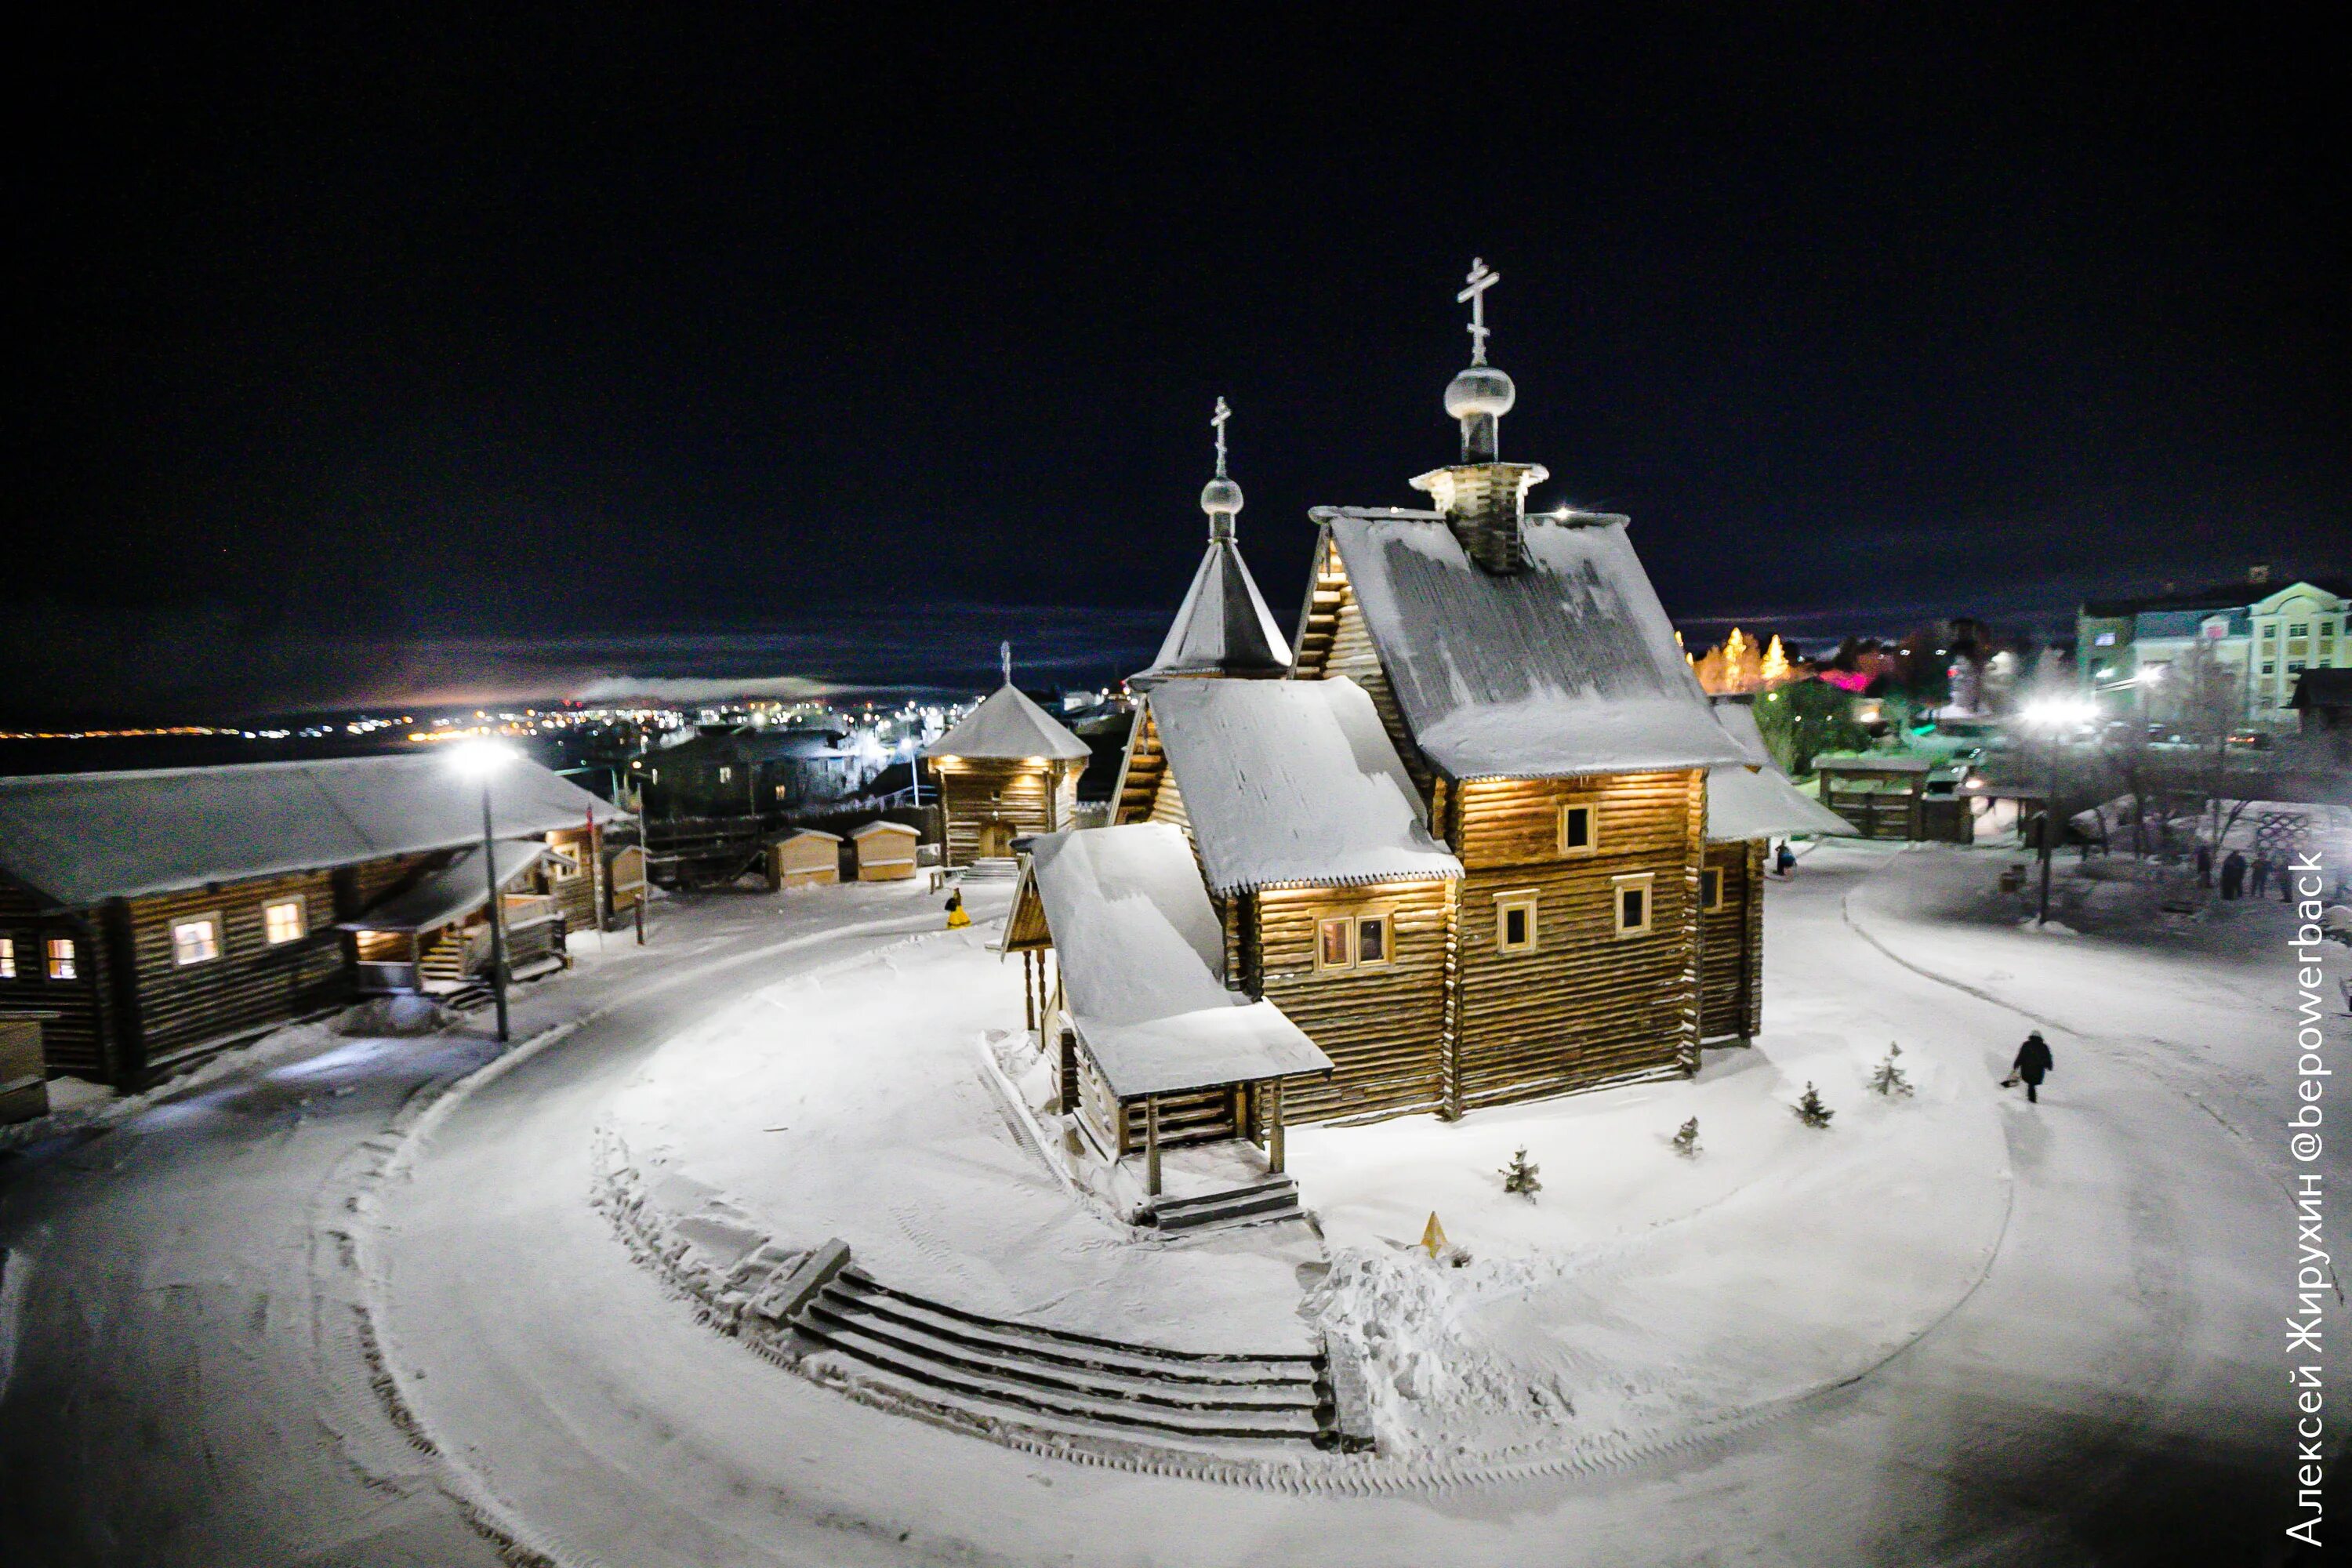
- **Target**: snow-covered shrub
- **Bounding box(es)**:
[1793,1082,1835,1128]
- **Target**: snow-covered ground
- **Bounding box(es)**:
[2,845,2343,1564]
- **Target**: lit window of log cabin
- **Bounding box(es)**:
[1612,873,1657,936]
[47,937,78,979]
[1494,891,1539,953]
[1314,909,1395,973]
[0,936,13,978]
[263,898,307,944]
[172,913,224,966]
[1556,797,1599,856]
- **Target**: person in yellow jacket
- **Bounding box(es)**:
[945,888,971,929]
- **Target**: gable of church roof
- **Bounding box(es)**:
[1318,513,1745,780]
[1131,538,1292,686]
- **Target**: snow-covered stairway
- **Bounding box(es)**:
[1144,1174,1305,1232]
[792,1265,1332,1448]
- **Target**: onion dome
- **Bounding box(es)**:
[1444,363,1516,421]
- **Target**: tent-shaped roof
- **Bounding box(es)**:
[1025,824,1332,1099]
[921,684,1091,762]
[338,841,549,934]
[0,753,627,909]
[1318,511,1746,780]
[1130,539,1291,687]
[1144,678,1463,896]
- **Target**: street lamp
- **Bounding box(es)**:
[2020,698,2096,926]
[453,740,519,1042]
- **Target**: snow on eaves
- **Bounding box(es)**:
[1027,823,1333,1099]
[1145,678,1462,896]
[920,683,1091,761]
[1705,767,1857,841]
[0,753,626,909]
[1327,514,1745,780]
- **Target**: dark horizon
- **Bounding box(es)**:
[10,9,2345,724]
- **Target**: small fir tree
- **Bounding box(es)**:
[1671,1117,1701,1159]
[1500,1147,1541,1200]
[1869,1042,1915,1098]
[1793,1082,1835,1128]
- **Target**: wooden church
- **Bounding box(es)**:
[1019,267,1848,1162]
[922,648,1092,867]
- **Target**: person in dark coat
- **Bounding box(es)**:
[2194,842,2214,887]
[2220,850,2248,899]
[2011,1031,2055,1103]
[2251,855,2274,898]
[1775,840,1797,878]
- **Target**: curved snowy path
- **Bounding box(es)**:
[366,847,2321,1566]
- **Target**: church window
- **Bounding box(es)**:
[1700,868,1723,912]
[1558,798,1599,856]
[1495,892,1539,953]
[1613,873,1656,937]
[1315,909,1394,972]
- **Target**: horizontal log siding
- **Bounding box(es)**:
[1147,769,1190,831]
[124,872,352,1063]
[543,830,601,931]
[937,760,1058,866]
[1289,532,1346,681]
[1260,880,1451,1123]
[1314,564,1436,796]
[1118,1086,1241,1150]
[1450,771,1702,1109]
[1700,840,1762,1040]
[1112,710,1165,826]
[0,883,112,1078]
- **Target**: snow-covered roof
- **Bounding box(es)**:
[1130,539,1291,687]
[920,684,1092,762]
[849,820,918,840]
[1145,679,1464,895]
[1812,752,1934,773]
[1321,514,1746,780]
[337,841,550,934]
[1027,824,1333,1099]
[0,753,627,909]
[1706,768,1857,842]
[1711,700,1774,768]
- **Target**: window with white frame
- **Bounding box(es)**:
[47,938,78,980]
[0,936,14,978]
[1557,797,1599,856]
[1613,873,1656,937]
[172,913,225,966]
[262,898,307,945]
[543,850,580,883]
[717,765,734,783]
[1314,909,1395,973]
[1495,891,1539,953]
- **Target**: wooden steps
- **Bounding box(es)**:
[1144,1174,1306,1233]
[791,1265,1331,1447]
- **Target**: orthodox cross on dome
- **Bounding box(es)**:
[1210,395,1232,477]
[1000,640,1012,687]
[1458,257,1499,365]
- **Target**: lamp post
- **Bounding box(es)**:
[455,741,518,1042]
[2020,698,2095,927]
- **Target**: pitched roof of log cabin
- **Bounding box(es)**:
[1314,510,1748,781]
[0,753,627,909]
[1130,538,1292,686]
[336,840,551,933]
[1025,823,1334,1098]
[920,683,1092,762]
[1703,700,1859,841]
[1142,678,1463,895]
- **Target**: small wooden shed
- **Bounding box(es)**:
[767,829,841,888]
[1,1015,49,1124]
[848,821,920,882]
[921,683,1091,867]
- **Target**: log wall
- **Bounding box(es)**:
[1700,839,1764,1040]
[0,883,113,1080]
[1258,880,1452,1123]
[1448,770,1703,1110]
[935,760,1073,866]
[120,871,354,1068]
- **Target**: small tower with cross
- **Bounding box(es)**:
[1129,397,1292,688]
[1413,258,1549,574]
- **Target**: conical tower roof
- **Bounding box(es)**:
[1131,397,1293,688]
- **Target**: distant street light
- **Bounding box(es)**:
[453,740,519,1042]
[2020,698,2096,926]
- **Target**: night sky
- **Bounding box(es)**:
[11,9,2346,722]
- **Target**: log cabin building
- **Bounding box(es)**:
[0,753,626,1087]
[922,668,1091,868]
